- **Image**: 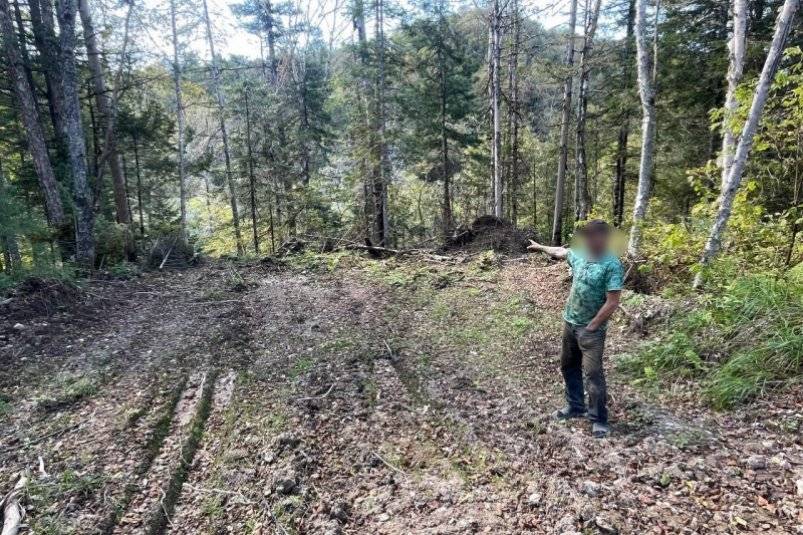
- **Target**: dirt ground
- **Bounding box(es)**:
[1,253,801,535]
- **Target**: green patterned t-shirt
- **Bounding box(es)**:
[563,249,624,328]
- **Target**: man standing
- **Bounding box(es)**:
[528,220,624,438]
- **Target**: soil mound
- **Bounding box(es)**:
[0,276,81,324]
[443,215,535,254]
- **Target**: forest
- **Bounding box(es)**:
[0,0,802,533]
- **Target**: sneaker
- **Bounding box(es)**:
[552,406,587,420]
[591,422,610,438]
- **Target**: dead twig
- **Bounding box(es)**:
[0,423,81,456]
[186,300,241,306]
[159,246,174,271]
[295,383,335,402]
[372,451,406,477]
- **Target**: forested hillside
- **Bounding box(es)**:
[0,0,800,284]
[1,0,803,533]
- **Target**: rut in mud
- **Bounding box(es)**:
[1,256,801,534]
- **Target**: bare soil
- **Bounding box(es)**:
[1,254,801,535]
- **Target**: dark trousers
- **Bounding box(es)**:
[560,322,608,424]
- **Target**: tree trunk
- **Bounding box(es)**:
[202,0,244,254]
[11,0,36,96]
[374,0,390,246]
[574,0,602,222]
[78,0,129,226]
[133,132,145,236]
[352,0,373,242]
[57,0,95,268]
[614,0,636,227]
[169,0,188,238]
[490,0,503,218]
[244,90,260,254]
[438,1,452,234]
[264,0,278,82]
[28,0,67,143]
[0,0,66,228]
[551,0,578,244]
[695,0,799,286]
[509,0,520,226]
[0,165,21,274]
[720,0,748,189]
[627,0,658,257]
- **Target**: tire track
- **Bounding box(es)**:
[111,370,218,534]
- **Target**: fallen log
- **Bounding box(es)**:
[1,472,27,535]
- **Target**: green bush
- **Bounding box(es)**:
[620,273,803,408]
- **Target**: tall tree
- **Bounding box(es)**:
[397,0,475,235]
[0,0,66,228]
[695,0,799,286]
[28,0,67,145]
[574,0,602,222]
[613,0,636,227]
[78,0,129,227]
[627,0,657,257]
[201,0,244,254]
[489,0,503,218]
[438,0,452,231]
[507,0,521,225]
[169,0,187,238]
[719,0,748,189]
[57,0,95,267]
[550,0,578,244]
[373,0,390,245]
[243,87,259,254]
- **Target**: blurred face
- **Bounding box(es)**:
[583,230,609,256]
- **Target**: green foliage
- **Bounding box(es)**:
[620,273,803,408]
[95,218,131,266]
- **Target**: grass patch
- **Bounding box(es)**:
[620,274,803,408]
[290,356,314,378]
[0,396,11,419]
[37,375,99,412]
[26,469,106,534]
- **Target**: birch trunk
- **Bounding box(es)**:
[695,0,799,286]
[550,0,578,244]
[574,0,602,222]
[78,0,129,226]
[57,0,95,268]
[490,0,503,218]
[132,132,145,236]
[169,0,187,238]
[202,0,244,255]
[627,0,657,257]
[720,0,748,189]
[0,0,65,227]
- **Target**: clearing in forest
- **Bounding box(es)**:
[1,253,801,534]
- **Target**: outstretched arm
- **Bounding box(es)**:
[527,240,569,260]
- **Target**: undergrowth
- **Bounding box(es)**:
[620,273,803,408]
